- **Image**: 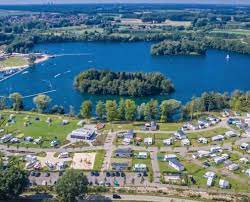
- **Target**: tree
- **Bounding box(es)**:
[137,103,146,121]
[125,99,137,121]
[105,100,118,122]
[160,100,168,122]
[55,169,88,202]
[69,105,75,117]
[33,94,51,113]
[96,101,105,120]
[10,92,23,111]
[80,100,92,119]
[0,96,6,110]
[163,99,181,121]
[0,158,29,200]
[118,98,126,120]
[144,99,159,121]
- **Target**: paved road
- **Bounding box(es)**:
[103,194,199,202]
[101,131,116,171]
[150,148,161,184]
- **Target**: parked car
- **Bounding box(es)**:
[35,172,41,177]
[113,194,121,199]
[115,172,120,177]
[106,172,111,177]
[30,171,36,177]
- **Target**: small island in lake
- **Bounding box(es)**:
[74,69,174,97]
[151,39,206,56]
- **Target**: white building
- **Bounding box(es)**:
[212,135,224,142]
[197,150,210,158]
[228,163,239,171]
[164,154,177,161]
[197,137,208,144]
[219,179,230,189]
[137,152,148,159]
[58,152,69,159]
[214,156,226,164]
[204,171,216,179]
[69,126,96,140]
[144,137,153,145]
[210,146,222,153]
[240,143,249,150]
[174,130,186,140]
[133,164,147,172]
[168,159,184,171]
[245,169,250,176]
[181,138,190,146]
[123,138,132,145]
[225,131,237,138]
[163,138,173,146]
[239,157,248,164]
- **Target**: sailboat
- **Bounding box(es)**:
[226,54,230,60]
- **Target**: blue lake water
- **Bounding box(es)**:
[0,42,250,111]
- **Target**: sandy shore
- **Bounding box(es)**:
[0,54,50,72]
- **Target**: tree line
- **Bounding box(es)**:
[1,90,249,122]
[74,69,175,97]
[151,37,250,56]
[80,91,250,122]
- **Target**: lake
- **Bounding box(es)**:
[0,42,250,111]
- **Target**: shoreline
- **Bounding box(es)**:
[0,53,50,73]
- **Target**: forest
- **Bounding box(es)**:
[74,69,175,97]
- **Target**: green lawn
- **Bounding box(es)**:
[0,111,80,148]
[157,152,181,174]
[105,122,182,132]
[93,150,106,171]
[188,128,229,139]
[0,56,28,68]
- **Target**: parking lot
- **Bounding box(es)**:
[29,171,150,187]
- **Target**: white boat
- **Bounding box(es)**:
[54,73,61,78]
[22,71,29,75]
[226,54,230,60]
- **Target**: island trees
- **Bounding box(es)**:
[0,158,29,200]
[33,94,52,113]
[74,69,174,97]
[55,169,88,202]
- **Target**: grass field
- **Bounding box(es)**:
[0,56,28,69]
[0,111,79,148]
[105,122,181,131]
[93,150,106,171]
[211,29,250,36]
